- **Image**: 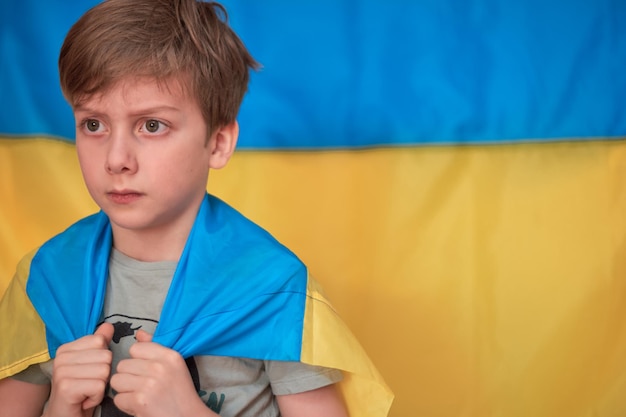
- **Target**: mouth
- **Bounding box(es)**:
[107,190,142,204]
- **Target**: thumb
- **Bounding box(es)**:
[95,322,114,345]
[135,329,153,343]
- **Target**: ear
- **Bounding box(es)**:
[208,121,239,169]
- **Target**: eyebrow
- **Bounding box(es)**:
[73,105,181,115]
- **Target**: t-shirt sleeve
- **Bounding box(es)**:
[10,360,52,385]
[265,360,343,396]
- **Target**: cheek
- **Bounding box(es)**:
[148,150,206,183]
[76,147,91,175]
[77,147,96,168]
[175,144,211,171]
[175,155,209,182]
[76,145,104,186]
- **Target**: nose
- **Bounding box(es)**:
[105,129,138,175]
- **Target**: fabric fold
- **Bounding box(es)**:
[0,193,393,416]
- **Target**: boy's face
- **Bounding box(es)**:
[74,76,217,244]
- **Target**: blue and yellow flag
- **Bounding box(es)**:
[1,1,625,416]
[0,193,393,416]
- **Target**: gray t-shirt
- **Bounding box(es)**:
[14,249,342,416]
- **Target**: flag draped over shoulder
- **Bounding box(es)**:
[0,194,393,416]
[1,1,625,416]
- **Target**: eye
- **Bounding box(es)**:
[85,119,101,132]
[143,119,163,133]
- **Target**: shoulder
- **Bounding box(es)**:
[30,211,110,268]
[204,195,305,271]
[38,211,108,252]
[206,195,287,245]
[265,360,343,396]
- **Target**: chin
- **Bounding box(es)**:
[106,211,154,231]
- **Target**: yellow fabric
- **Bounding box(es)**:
[0,244,393,416]
[2,137,626,416]
[0,137,98,296]
[0,249,49,378]
[303,276,394,417]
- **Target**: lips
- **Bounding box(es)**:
[107,190,142,204]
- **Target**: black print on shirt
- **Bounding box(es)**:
[187,356,226,413]
[99,315,227,416]
[102,314,158,344]
[100,314,156,417]
[112,322,141,343]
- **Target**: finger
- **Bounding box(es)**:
[56,323,114,354]
[116,354,170,378]
[110,370,145,394]
[79,380,109,410]
[135,329,153,343]
[57,334,110,354]
[113,390,147,417]
[95,322,115,345]
[48,374,108,411]
[128,340,180,363]
[54,349,113,369]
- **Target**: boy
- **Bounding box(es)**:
[0,0,392,416]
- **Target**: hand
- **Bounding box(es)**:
[110,330,215,417]
[44,323,114,417]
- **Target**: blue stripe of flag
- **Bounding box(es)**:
[1,0,624,148]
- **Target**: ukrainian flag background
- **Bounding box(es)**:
[1,1,625,416]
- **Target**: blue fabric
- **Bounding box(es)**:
[26,194,307,359]
[1,0,625,147]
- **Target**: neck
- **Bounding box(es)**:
[112,228,189,262]
[110,211,198,262]
[108,192,206,262]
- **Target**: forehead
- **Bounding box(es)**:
[74,75,193,109]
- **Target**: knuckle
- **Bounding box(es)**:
[52,363,69,378]
[109,373,121,388]
[144,376,159,391]
[128,343,140,357]
[164,349,183,364]
[148,361,167,377]
[96,333,111,348]
[116,358,131,374]
[136,392,149,408]
[101,349,113,362]
[95,363,112,380]
[54,378,75,397]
